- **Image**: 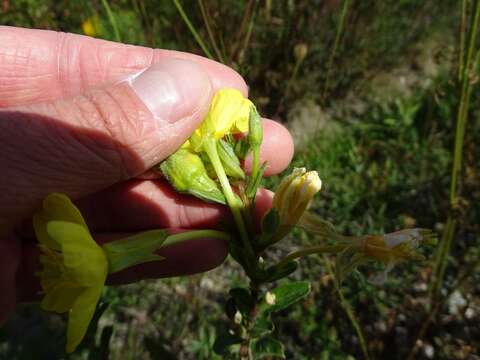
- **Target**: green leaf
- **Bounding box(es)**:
[259,281,311,314]
[251,336,285,359]
[261,209,280,236]
[229,288,254,314]
[261,261,299,283]
[213,332,242,355]
[251,316,275,338]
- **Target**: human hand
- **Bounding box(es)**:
[0,26,294,325]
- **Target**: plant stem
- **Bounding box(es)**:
[172,0,214,59]
[101,0,121,42]
[458,0,468,80]
[203,139,255,260]
[323,256,370,360]
[163,229,232,247]
[323,0,352,100]
[198,0,225,62]
[431,0,480,298]
[251,146,260,182]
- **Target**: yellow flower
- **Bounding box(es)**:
[33,193,108,353]
[272,167,322,227]
[81,16,101,37]
[189,88,253,151]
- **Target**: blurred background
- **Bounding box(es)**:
[1,0,479,359]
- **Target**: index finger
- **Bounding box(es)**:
[0,26,248,108]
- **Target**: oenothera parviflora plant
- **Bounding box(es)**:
[33,89,435,357]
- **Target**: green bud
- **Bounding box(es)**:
[160,149,226,204]
[248,106,263,148]
[217,139,245,180]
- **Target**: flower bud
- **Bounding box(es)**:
[265,292,276,305]
[247,106,263,148]
[160,149,226,204]
[234,310,243,324]
[272,168,322,227]
[293,43,308,63]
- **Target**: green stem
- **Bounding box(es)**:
[276,244,350,269]
[203,139,254,259]
[251,146,260,182]
[172,0,214,59]
[458,0,468,80]
[431,0,480,297]
[101,0,121,42]
[323,0,352,100]
[324,256,370,360]
[198,0,225,62]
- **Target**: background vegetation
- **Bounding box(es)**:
[1,0,479,359]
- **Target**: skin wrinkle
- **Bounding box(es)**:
[56,31,67,100]
[81,90,132,180]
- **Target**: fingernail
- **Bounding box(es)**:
[130,58,211,123]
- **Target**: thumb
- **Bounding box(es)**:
[0,58,212,229]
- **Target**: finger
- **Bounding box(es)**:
[1,57,212,232]
[18,230,229,301]
[0,26,247,108]
[105,235,229,285]
[244,119,294,176]
[75,181,274,232]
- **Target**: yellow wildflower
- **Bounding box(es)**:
[81,16,101,37]
[189,88,253,151]
[34,193,108,353]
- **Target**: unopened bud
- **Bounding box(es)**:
[265,292,276,305]
[293,43,308,63]
[247,106,263,148]
[160,149,226,204]
[272,168,322,227]
[234,310,243,324]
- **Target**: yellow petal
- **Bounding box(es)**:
[47,221,108,286]
[208,89,252,138]
[66,286,103,353]
[45,193,88,227]
[41,285,84,313]
[33,193,89,250]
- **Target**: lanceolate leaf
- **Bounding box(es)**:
[251,336,285,359]
[259,281,311,314]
